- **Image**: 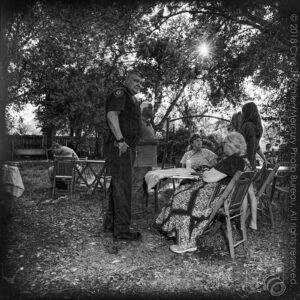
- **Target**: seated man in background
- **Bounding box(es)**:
[48,143,79,185]
[180,133,218,170]
[264,143,277,165]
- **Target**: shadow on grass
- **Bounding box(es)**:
[1,162,291,299]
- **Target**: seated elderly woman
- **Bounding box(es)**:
[154,132,251,254]
[180,133,218,170]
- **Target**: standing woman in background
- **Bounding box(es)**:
[240,102,264,169]
[230,111,267,165]
[239,102,263,230]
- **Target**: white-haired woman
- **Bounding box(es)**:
[154,132,251,254]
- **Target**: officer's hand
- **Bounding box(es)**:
[118,141,129,156]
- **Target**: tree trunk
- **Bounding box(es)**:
[94,128,103,159]
[70,127,74,137]
[0,5,9,162]
[74,128,82,154]
[44,126,56,159]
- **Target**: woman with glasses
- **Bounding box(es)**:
[180,133,218,170]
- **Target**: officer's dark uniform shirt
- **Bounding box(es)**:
[106,85,142,148]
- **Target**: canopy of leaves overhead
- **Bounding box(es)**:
[4,0,298,146]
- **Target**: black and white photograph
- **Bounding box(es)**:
[0,0,299,299]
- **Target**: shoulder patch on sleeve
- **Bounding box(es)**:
[114,89,125,97]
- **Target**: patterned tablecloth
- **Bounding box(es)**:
[1,165,25,198]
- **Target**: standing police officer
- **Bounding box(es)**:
[103,70,144,240]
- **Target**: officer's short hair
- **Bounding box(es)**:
[126,69,143,79]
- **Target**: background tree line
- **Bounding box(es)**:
[2,0,298,157]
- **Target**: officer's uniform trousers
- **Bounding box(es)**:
[105,141,136,235]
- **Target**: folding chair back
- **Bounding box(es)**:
[257,164,279,200]
[92,161,109,194]
[223,170,255,259]
[270,162,290,221]
[55,159,74,176]
[203,171,243,233]
[201,170,256,260]
[227,171,255,213]
[256,163,279,226]
[52,155,76,199]
[254,164,269,193]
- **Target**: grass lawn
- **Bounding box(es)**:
[1,161,296,299]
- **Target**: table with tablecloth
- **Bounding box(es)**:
[144,167,200,211]
[1,164,24,198]
[1,164,24,222]
[144,168,198,191]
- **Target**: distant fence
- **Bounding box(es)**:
[4,135,97,160]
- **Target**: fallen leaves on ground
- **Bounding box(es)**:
[2,162,290,299]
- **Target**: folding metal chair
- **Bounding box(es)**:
[92,161,109,199]
[255,163,280,226]
[202,170,256,260]
[52,155,76,200]
[270,162,291,221]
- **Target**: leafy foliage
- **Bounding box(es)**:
[4,0,295,151]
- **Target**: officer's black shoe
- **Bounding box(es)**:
[103,219,114,233]
[113,231,142,241]
[103,225,113,233]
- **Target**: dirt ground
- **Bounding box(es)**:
[1,161,296,299]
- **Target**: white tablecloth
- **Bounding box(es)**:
[1,165,25,197]
[144,168,195,192]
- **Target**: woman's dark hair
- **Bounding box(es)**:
[189,133,202,144]
[230,111,243,131]
[242,102,263,138]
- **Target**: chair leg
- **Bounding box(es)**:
[267,198,274,227]
[69,181,73,200]
[172,179,176,191]
[72,178,76,194]
[281,192,289,222]
[104,176,107,201]
[245,207,251,224]
[210,219,223,235]
[154,185,158,212]
[52,180,56,199]
[226,216,235,260]
[285,193,289,221]
[143,179,148,208]
[270,178,276,203]
[240,214,248,255]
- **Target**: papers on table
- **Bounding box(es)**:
[144,168,198,192]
